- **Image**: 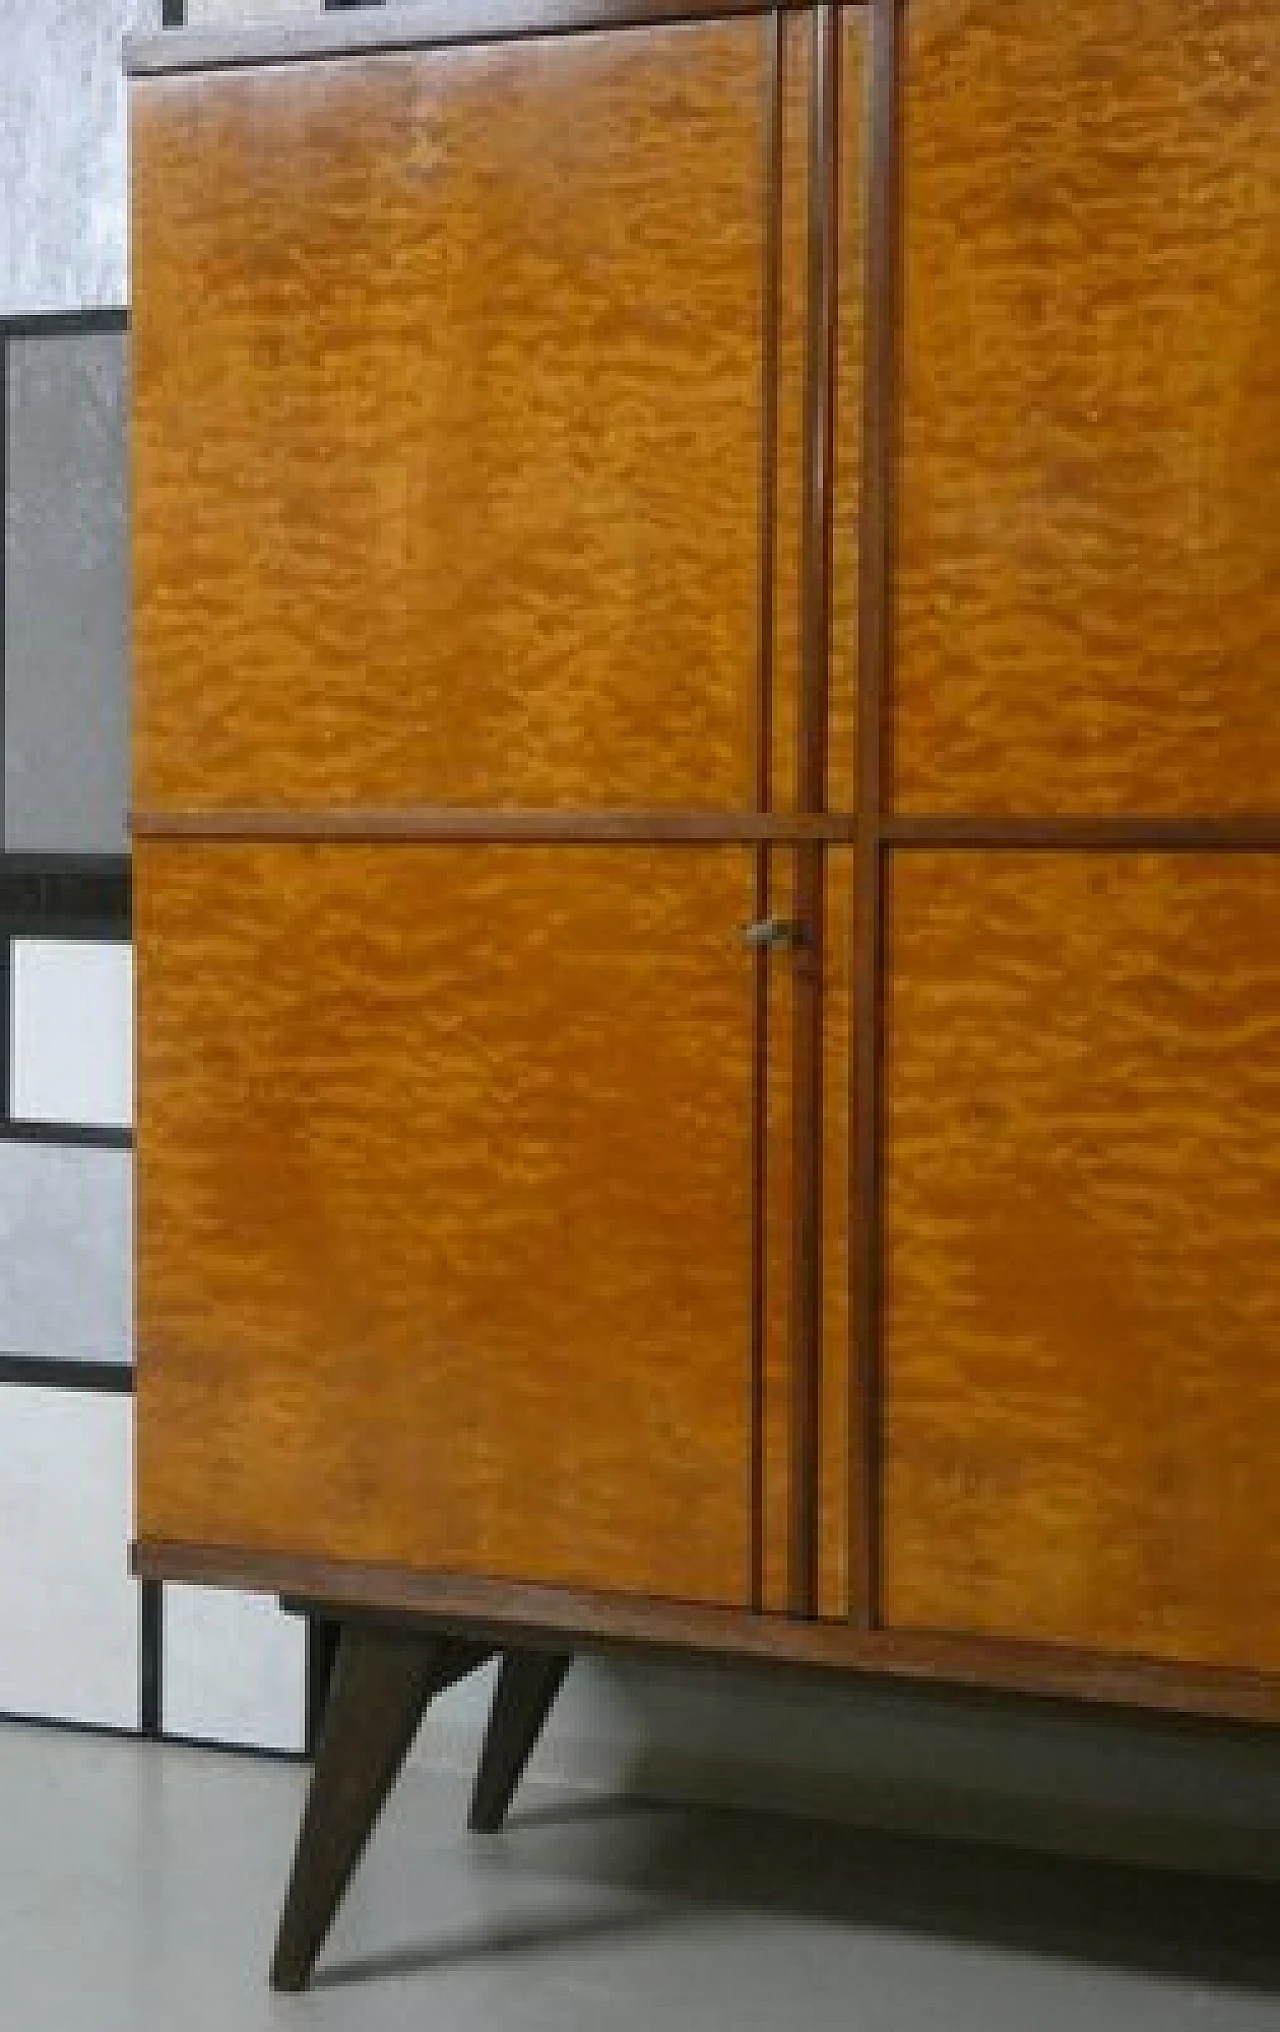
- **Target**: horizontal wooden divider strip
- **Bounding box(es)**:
[130,809,858,846]
[126,0,850,79]
[131,1539,1280,1725]
[882,816,1280,851]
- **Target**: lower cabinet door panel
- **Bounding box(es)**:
[883,852,1280,1674]
[135,843,762,1607]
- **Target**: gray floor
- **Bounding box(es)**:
[1,1722,1278,2031]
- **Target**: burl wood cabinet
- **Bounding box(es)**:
[127,0,1280,1989]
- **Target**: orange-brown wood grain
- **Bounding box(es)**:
[828,7,866,818]
[895,0,1280,815]
[767,4,811,821]
[131,26,769,816]
[761,851,797,1611]
[759,846,853,1617]
[884,852,1280,1674]
[135,842,766,1607]
[819,847,853,1618]
[131,1534,1280,1727]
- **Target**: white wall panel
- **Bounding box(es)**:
[163,1586,306,1752]
[11,940,133,1130]
[186,0,321,20]
[0,1388,137,1726]
[0,2,160,316]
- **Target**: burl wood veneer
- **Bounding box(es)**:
[132,23,776,815]
[884,853,1280,1673]
[896,0,1280,815]
[136,841,768,1606]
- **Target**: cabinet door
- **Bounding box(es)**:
[884,853,1280,1674]
[136,842,775,1607]
[895,0,1280,815]
[132,23,772,815]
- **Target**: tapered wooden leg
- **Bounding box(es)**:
[304,1613,341,1755]
[469,1650,572,1832]
[271,1625,490,1992]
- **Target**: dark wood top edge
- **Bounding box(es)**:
[131,1541,1280,1726]
[125,0,834,78]
[129,808,857,845]
[883,817,1280,852]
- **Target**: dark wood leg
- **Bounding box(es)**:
[271,1624,490,1992]
[469,1650,572,1832]
[304,1612,341,1756]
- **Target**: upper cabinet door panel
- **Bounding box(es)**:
[132,26,770,814]
[896,0,1280,816]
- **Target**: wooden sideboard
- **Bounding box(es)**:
[127,0,1280,1990]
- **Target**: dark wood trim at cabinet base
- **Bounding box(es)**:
[133,1541,1280,1728]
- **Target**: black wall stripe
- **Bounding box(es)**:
[1,333,7,853]
[0,1356,133,1393]
[0,856,131,935]
[140,1582,164,1736]
[0,310,128,343]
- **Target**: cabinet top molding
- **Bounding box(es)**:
[125,0,828,77]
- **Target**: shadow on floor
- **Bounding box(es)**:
[314,1790,1280,1996]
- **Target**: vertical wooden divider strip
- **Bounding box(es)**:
[762,8,809,1615]
[751,6,783,1612]
[850,0,900,1627]
[817,5,867,1623]
[789,1,840,1617]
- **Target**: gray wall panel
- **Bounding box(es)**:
[4,331,129,854]
[0,1146,131,1364]
[0,0,159,316]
